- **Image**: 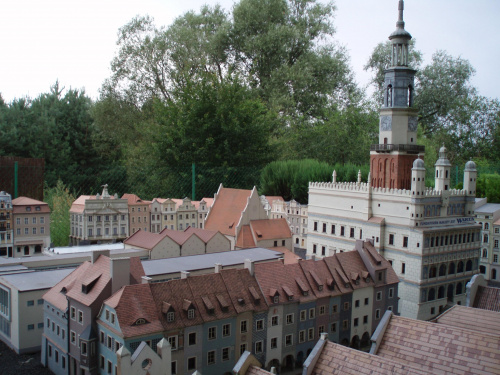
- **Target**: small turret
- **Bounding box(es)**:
[411,157,426,197]
[434,145,451,192]
[464,160,477,196]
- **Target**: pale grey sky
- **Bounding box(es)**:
[1,0,498,102]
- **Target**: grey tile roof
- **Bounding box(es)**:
[0,268,75,291]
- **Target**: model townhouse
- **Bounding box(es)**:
[41,238,397,375]
[0,191,13,257]
[307,1,480,321]
[474,200,500,282]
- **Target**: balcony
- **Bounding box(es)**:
[371,144,425,154]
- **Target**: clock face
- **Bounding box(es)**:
[380,116,392,131]
[408,116,418,132]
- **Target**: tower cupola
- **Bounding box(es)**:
[434,145,451,192]
[464,160,477,196]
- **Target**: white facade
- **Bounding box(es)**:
[271,199,308,250]
[474,201,500,281]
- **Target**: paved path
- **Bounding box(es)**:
[0,340,53,375]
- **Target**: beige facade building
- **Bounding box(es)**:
[122,194,151,235]
[12,197,50,257]
[69,185,129,245]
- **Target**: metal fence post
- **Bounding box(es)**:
[14,161,18,198]
[192,163,195,201]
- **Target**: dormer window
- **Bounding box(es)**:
[318,285,323,291]
[132,318,147,326]
[188,308,195,319]
[167,312,175,322]
[26,207,31,212]
[273,296,279,303]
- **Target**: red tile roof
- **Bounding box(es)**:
[205,187,253,236]
[314,341,427,375]
[12,197,50,213]
[270,247,300,264]
[434,304,500,337]
[236,225,256,248]
[43,255,144,309]
[249,218,292,241]
[183,226,218,242]
[121,193,150,206]
[124,230,169,249]
[473,285,500,312]
[69,195,95,213]
[376,313,500,374]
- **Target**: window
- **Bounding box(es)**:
[314,222,318,231]
[81,342,88,355]
[188,309,195,319]
[375,309,381,319]
[78,310,83,324]
[168,336,177,350]
[100,355,105,369]
[308,328,314,341]
[27,300,34,307]
[322,223,327,233]
[271,316,278,326]
[222,323,231,337]
[363,315,368,324]
[208,327,216,340]
[71,331,76,345]
[376,291,382,301]
[70,307,76,320]
[24,218,29,225]
[343,302,350,311]
[270,337,277,349]
[286,314,294,325]
[403,236,408,247]
[285,334,293,346]
[313,244,317,254]
[389,234,394,245]
[255,341,263,353]
[240,320,248,333]
[350,228,355,238]
[309,308,315,319]
[331,225,336,234]
[27,324,34,330]
[187,357,196,371]
[354,318,359,327]
[222,347,230,361]
[300,310,306,321]
[355,300,360,308]
[240,344,246,355]
[330,323,337,333]
[256,319,264,331]
[342,320,349,330]
[107,360,112,374]
[319,306,326,315]
[207,350,215,365]
[364,297,369,305]
[401,262,406,274]
[494,255,498,263]
[299,330,305,343]
[322,246,326,256]
[341,226,345,236]
[188,332,196,346]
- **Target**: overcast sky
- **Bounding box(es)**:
[1,0,498,103]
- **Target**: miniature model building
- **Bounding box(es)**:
[307,1,480,320]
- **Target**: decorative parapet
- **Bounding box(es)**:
[423,188,467,197]
[309,181,412,196]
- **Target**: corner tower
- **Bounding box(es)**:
[370,0,424,190]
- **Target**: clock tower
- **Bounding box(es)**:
[370,0,424,190]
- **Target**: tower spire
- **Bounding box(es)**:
[397,0,405,30]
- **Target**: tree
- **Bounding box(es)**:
[44,180,75,246]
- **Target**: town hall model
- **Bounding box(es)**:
[307,0,480,320]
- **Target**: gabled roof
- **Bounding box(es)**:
[183,226,219,242]
[334,251,375,290]
[69,195,95,213]
[375,313,500,374]
[205,187,253,236]
[236,225,256,248]
[124,230,170,249]
[249,218,292,241]
[101,283,163,339]
[434,304,500,337]
[473,285,500,312]
[44,255,144,309]
[121,193,150,206]
[12,197,50,213]
[311,340,427,375]
[220,268,267,315]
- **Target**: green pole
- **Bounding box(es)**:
[456,165,458,187]
[192,163,196,201]
[14,161,18,198]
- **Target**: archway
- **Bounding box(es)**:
[456,282,463,295]
[428,288,436,301]
[466,260,473,272]
[429,266,437,278]
[438,286,445,299]
[282,355,294,371]
[296,351,304,367]
[35,245,42,253]
[350,335,360,350]
[457,261,464,273]
[267,359,280,372]
[480,265,486,274]
[448,262,455,275]
[492,269,497,280]
[439,264,446,276]
[447,284,454,302]
[360,332,371,351]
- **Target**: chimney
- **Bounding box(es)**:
[91,249,110,263]
[181,271,190,279]
[320,332,328,340]
[244,259,254,276]
[110,257,130,294]
[215,263,222,273]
